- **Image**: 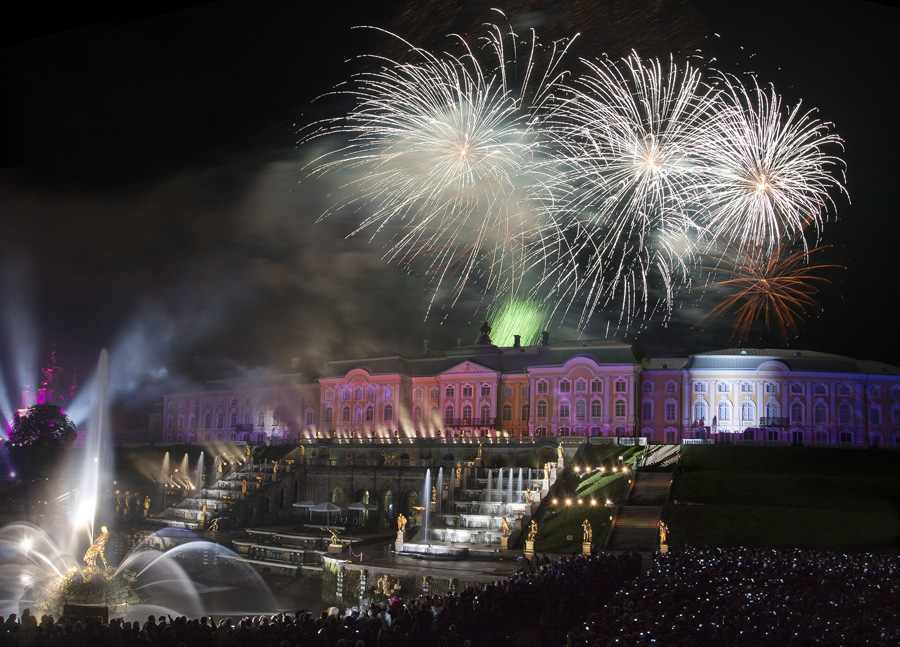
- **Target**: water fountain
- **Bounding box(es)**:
[0,350,277,620]
[400,465,546,558]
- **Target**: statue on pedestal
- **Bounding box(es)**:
[527,520,537,542]
[582,519,592,543]
[659,521,668,545]
[501,517,510,537]
[397,513,407,533]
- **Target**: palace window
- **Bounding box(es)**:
[365,405,374,422]
[694,383,707,394]
[462,385,473,398]
[591,401,602,418]
[502,404,512,421]
[480,404,491,424]
[643,381,654,393]
[537,381,548,394]
[576,379,587,393]
[430,387,439,400]
[814,403,828,425]
[559,380,571,393]
[446,386,455,398]
[693,400,708,423]
[591,379,603,393]
[384,404,394,422]
[615,379,627,393]
[481,385,491,397]
[665,401,677,422]
[642,401,653,420]
[559,402,570,418]
[742,401,756,422]
[575,401,587,420]
[838,404,852,425]
[615,400,627,418]
[342,407,351,423]
[537,401,548,418]
[791,402,804,424]
[413,407,422,423]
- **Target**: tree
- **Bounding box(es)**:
[8,404,77,448]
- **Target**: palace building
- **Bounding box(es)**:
[159,325,900,447]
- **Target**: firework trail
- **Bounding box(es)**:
[543,52,719,329]
[301,21,576,312]
[690,239,842,345]
[694,74,847,253]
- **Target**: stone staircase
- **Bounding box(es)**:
[606,472,672,551]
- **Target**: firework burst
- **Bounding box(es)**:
[690,240,842,345]
[694,75,847,253]
[301,22,576,310]
[542,52,718,329]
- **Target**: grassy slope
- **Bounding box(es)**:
[533,444,643,553]
[668,446,900,551]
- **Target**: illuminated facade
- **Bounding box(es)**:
[159,334,900,446]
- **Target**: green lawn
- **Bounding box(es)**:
[668,445,900,551]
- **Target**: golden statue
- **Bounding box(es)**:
[143,496,150,517]
[241,479,247,493]
[582,519,592,543]
[321,527,342,546]
[500,517,510,537]
[476,442,483,460]
[397,513,407,533]
[456,461,462,480]
[557,443,564,460]
[82,526,110,575]
[431,486,437,504]
[527,520,537,542]
[659,521,668,545]
[525,488,533,504]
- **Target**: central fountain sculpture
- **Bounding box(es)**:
[0,350,277,620]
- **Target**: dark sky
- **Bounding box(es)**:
[1,0,898,424]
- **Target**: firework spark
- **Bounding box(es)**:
[690,240,842,345]
[301,21,576,311]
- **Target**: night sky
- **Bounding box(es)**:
[2,1,898,425]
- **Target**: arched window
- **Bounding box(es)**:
[189,414,196,429]
[718,400,732,423]
[353,407,362,423]
[480,403,490,424]
[384,404,394,421]
[354,387,363,400]
[814,403,828,425]
[521,403,529,420]
[444,405,454,424]
[559,379,571,393]
[790,402,804,424]
[204,414,211,429]
[243,411,251,425]
[537,401,547,418]
[838,403,852,425]
[615,399,627,418]
[230,413,237,426]
[325,407,333,424]
[575,401,587,420]
[177,415,184,429]
[693,400,708,423]
[766,401,780,419]
[342,406,351,423]
[430,387,439,400]
[166,415,173,430]
[217,413,224,428]
[413,407,422,423]
[559,402,570,418]
[445,386,455,398]
[414,388,422,400]
[615,379,627,393]
[366,386,375,400]
[869,405,882,426]
[642,401,653,421]
[305,410,314,426]
[742,401,756,422]
[365,405,374,422]
[462,405,473,424]
[257,412,265,427]
[591,401,602,419]
[502,404,512,421]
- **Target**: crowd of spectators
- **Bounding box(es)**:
[574,545,900,647]
[2,546,898,647]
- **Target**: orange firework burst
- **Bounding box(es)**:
[692,240,842,345]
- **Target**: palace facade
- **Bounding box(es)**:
[159,331,900,447]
